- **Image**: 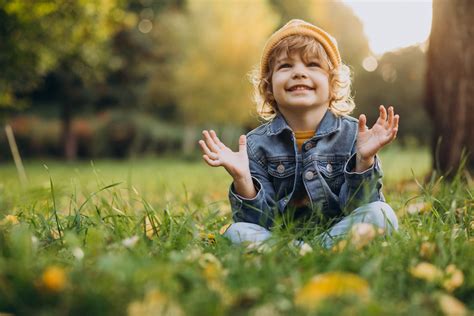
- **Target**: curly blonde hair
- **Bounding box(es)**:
[251,35,355,121]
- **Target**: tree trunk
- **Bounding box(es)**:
[58,65,81,161]
[182,124,197,157]
[61,99,77,161]
[425,0,474,176]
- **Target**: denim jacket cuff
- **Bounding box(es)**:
[228,176,264,210]
[344,153,382,187]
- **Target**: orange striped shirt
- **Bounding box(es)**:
[294,130,314,152]
[290,130,314,208]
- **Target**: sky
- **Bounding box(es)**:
[341,0,433,56]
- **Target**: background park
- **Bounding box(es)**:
[0,0,472,315]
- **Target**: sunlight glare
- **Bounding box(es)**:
[342,0,433,55]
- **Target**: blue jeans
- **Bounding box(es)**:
[223,201,398,249]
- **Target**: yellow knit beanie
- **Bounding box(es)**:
[260,19,342,79]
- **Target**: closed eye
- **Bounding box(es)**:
[308,62,321,67]
[278,63,291,69]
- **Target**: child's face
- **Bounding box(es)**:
[271,50,330,114]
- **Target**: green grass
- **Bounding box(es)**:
[0,147,472,316]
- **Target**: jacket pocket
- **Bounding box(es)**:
[315,158,345,194]
[267,159,295,199]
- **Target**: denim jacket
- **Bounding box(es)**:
[228,109,385,229]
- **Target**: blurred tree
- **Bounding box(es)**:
[426,0,473,174]
[0,0,132,159]
[355,46,430,145]
[1,0,440,159]
[157,0,279,153]
[98,0,184,119]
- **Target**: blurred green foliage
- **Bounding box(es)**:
[0,0,132,110]
[1,0,432,158]
[156,0,278,126]
[0,110,247,160]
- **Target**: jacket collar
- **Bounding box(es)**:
[267,109,341,138]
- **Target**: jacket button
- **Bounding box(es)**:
[277,164,285,173]
[304,142,313,151]
[326,163,333,173]
[304,171,314,180]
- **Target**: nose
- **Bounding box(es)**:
[292,63,308,79]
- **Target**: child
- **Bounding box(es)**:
[198,19,399,248]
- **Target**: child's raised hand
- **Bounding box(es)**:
[198,130,251,181]
[356,105,399,163]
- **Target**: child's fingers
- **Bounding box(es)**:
[198,140,218,159]
[391,126,398,139]
[393,114,400,130]
[385,115,399,142]
[387,106,394,127]
[203,154,220,167]
[210,130,225,149]
[238,135,247,153]
[391,115,399,138]
[202,130,220,152]
[379,105,387,122]
[358,114,367,133]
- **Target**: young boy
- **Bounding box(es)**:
[198,19,399,248]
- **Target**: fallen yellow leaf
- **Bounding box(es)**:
[219,223,232,235]
[1,215,19,225]
[443,265,464,292]
[419,242,436,259]
[331,239,347,253]
[199,253,226,281]
[438,294,467,316]
[127,289,183,316]
[299,243,313,256]
[410,262,443,282]
[295,272,370,310]
[406,202,432,215]
[351,223,376,249]
[145,217,157,240]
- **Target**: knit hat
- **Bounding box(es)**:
[259,19,341,78]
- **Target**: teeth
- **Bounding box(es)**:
[290,86,311,91]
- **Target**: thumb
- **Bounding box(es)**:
[238,135,247,153]
[358,114,367,133]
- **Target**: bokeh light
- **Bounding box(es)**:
[138,19,153,34]
[362,56,378,72]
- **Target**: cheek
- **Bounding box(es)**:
[316,74,330,95]
[271,75,284,96]
[271,73,279,87]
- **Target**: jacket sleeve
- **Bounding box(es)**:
[228,144,277,229]
[338,151,385,212]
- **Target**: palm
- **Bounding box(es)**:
[357,106,399,160]
[213,143,249,177]
[198,130,250,180]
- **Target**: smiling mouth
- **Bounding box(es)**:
[286,85,314,92]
